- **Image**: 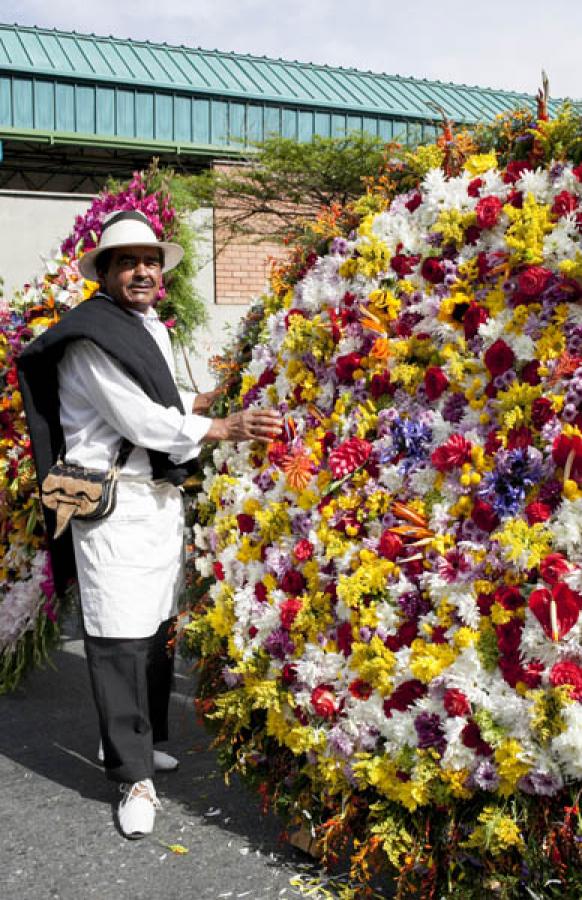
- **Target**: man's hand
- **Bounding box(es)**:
[192,387,224,414]
[203,409,283,444]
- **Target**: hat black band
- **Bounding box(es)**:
[101,210,157,236]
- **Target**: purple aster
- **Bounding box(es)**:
[399,591,430,619]
[291,512,313,538]
[254,469,276,491]
[442,392,466,423]
[264,628,295,660]
[414,712,446,753]
[478,447,544,517]
[519,771,563,796]
[328,726,355,758]
[466,760,499,792]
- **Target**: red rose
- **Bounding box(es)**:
[294,539,314,562]
[383,679,427,717]
[525,501,552,525]
[431,434,473,471]
[370,371,394,399]
[405,191,422,212]
[391,253,420,276]
[476,195,503,229]
[311,685,338,718]
[467,177,483,197]
[378,530,404,560]
[349,679,373,700]
[335,352,362,382]
[463,302,489,340]
[236,513,255,534]
[471,499,499,533]
[503,160,531,184]
[518,266,552,299]
[443,688,471,717]
[421,257,445,284]
[213,561,225,581]
[484,339,515,376]
[329,436,372,479]
[280,597,302,629]
[549,660,582,701]
[540,553,570,585]
[255,582,268,603]
[531,397,554,428]
[495,585,523,610]
[552,190,578,218]
[424,366,449,401]
[279,569,306,594]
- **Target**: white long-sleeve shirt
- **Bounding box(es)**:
[57,304,211,476]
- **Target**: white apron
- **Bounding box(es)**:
[71,480,185,638]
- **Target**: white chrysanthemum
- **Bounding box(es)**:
[441,717,476,771]
[552,498,582,556]
[551,704,582,779]
[505,333,536,361]
[517,168,552,202]
[478,309,513,344]
[543,214,579,265]
[294,644,346,689]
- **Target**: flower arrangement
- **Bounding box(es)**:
[0,166,202,693]
[185,111,582,896]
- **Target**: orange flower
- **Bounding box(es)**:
[281,447,314,491]
[370,337,390,361]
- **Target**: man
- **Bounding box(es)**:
[17,210,282,839]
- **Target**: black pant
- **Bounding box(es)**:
[84,618,175,784]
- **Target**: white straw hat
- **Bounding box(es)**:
[77,209,184,281]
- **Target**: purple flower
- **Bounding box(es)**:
[414,712,446,753]
[466,760,499,792]
[264,628,295,660]
[519,770,562,796]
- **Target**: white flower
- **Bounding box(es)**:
[551,704,582,779]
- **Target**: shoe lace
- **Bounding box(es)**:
[119,779,161,809]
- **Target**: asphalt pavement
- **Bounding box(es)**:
[0,613,354,900]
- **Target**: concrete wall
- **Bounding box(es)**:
[0,190,248,392]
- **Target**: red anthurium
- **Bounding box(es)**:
[528,582,582,641]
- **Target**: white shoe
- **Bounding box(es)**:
[98,742,179,772]
[118,779,161,839]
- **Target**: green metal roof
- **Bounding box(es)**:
[0,23,577,160]
[0,23,572,122]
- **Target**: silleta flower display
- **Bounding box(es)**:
[187,114,582,895]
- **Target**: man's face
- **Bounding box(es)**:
[100,245,163,313]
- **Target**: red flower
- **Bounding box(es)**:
[349,679,373,700]
[503,160,531,183]
[421,257,445,284]
[335,352,362,382]
[467,177,483,197]
[507,426,532,450]
[528,582,582,640]
[213,561,225,581]
[496,619,523,655]
[378,530,404,560]
[549,660,582,701]
[336,621,354,656]
[552,433,582,480]
[431,434,473,471]
[311,685,338,718]
[531,396,554,428]
[471,499,499,533]
[540,553,570,585]
[383,680,427,717]
[443,688,471,717]
[236,514,255,534]
[281,663,297,685]
[254,582,268,602]
[484,339,515,376]
[477,592,495,616]
[257,368,276,388]
[485,429,502,456]
[370,371,394,399]
[476,195,503,229]
[525,501,552,525]
[280,597,302,629]
[573,164,582,182]
[279,569,306,594]
[424,366,449,401]
[329,437,372,479]
[495,585,523,610]
[293,539,313,562]
[268,441,289,466]
[461,720,492,756]
[518,266,552,299]
[552,190,578,218]
[405,191,422,212]
[391,253,419,276]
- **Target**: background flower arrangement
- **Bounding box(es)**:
[0,163,204,693]
[184,106,582,898]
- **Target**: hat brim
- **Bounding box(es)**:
[77,239,184,282]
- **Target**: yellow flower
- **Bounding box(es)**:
[464,806,525,856]
[504,193,554,264]
[495,739,531,795]
[464,152,497,176]
[493,519,552,571]
[409,640,457,683]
